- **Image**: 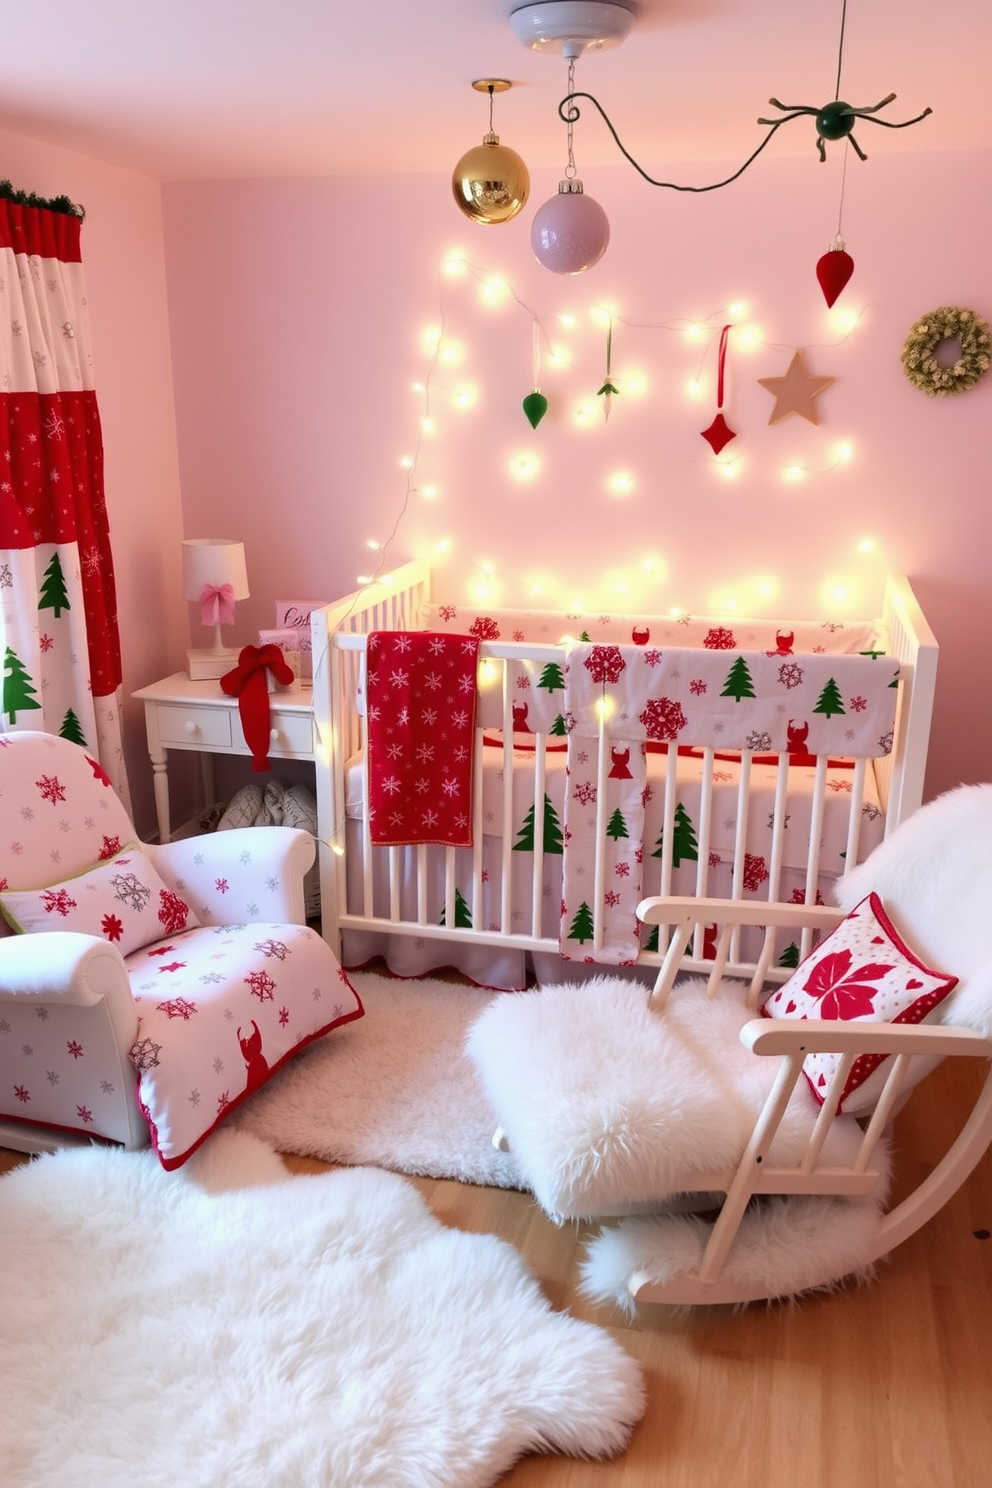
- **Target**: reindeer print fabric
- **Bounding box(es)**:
[126,924,363,1169]
[558,644,900,966]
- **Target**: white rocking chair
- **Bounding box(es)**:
[467,784,992,1307]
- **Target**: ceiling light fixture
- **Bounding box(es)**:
[512,2,635,274]
[452,79,530,225]
[509,0,930,274]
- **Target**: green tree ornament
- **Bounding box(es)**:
[567,900,595,945]
[813,677,845,718]
[59,707,88,747]
[38,551,71,618]
[514,794,564,855]
[3,647,42,723]
[522,390,548,429]
[721,655,756,701]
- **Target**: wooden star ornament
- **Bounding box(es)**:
[758,349,837,425]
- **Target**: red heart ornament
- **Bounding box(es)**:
[906,978,923,990]
[816,247,855,308]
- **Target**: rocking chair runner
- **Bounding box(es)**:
[467,784,992,1307]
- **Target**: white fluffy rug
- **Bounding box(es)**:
[230,971,524,1188]
[0,1130,644,1488]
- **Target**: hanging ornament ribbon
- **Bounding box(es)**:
[199,582,237,628]
[522,317,548,428]
[597,315,619,422]
[700,324,738,455]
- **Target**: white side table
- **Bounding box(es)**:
[132,672,316,845]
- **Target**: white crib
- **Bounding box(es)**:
[310,561,938,990]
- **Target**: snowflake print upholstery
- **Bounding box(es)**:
[0,849,201,955]
[0,732,362,1167]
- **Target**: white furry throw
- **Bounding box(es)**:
[467,976,865,1221]
[0,1130,644,1488]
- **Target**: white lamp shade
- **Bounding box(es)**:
[182,539,250,606]
[531,187,610,273]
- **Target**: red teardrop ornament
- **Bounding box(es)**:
[816,247,855,308]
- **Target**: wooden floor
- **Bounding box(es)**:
[3,1054,991,1488]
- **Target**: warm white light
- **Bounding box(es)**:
[366,539,381,551]
[480,277,508,307]
[421,417,435,434]
[443,256,468,278]
[609,471,635,495]
[475,584,490,602]
[784,465,806,482]
[411,381,425,392]
[453,385,477,409]
[719,459,741,479]
[836,441,853,463]
[594,694,615,722]
[832,306,861,332]
[548,345,567,367]
[439,341,464,365]
[858,537,876,555]
[510,452,539,481]
[559,313,576,328]
[590,305,617,328]
[478,659,498,687]
[685,323,705,343]
[686,377,704,399]
[420,324,443,354]
[573,400,597,426]
[400,455,414,469]
[737,326,763,350]
[621,371,646,398]
[381,573,394,586]
[728,302,746,317]
[356,574,372,585]
[435,538,451,555]
[421,486,439,500]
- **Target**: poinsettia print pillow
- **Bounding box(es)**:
[0,847,200,956]
[762,892,957,1113]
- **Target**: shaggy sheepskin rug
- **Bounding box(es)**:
[231,971,524,1189]
[0,1130,644,1488]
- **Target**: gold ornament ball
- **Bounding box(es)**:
[452,134,530,225]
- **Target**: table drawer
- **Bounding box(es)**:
[265,711,315,755]
[156,704,233,748]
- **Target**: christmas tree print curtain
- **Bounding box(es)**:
[0,187,130,806]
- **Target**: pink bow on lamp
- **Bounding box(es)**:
[199,582,237,628]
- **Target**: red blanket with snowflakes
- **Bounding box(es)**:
[557,642,900,966]
[365,631,480,847]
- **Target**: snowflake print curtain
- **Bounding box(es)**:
[0,188,129,806]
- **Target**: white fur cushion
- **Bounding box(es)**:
[466,975,864,1220]
[0,848,200,955]
[762,893,957,1114]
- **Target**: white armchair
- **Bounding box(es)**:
[0,731,362,1167]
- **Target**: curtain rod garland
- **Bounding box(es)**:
[0,178,85,219]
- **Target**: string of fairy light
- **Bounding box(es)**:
[350,251,874,613]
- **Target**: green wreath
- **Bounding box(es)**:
[900,305,991,397]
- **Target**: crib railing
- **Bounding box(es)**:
[311,567,936,983]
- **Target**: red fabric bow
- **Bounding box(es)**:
[220,644,295,772]
[199,581,237,628]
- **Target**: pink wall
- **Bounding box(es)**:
[162,148,991,800]
[2,126,187,830]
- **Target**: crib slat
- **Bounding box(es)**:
[592,710,610,954]
[471,724,485,930]
[530,735,547,939]
[500,664,515,933]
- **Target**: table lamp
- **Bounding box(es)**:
[183,537,250,680]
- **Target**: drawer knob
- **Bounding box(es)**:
[270,728,280,741]
[183,720,199,736]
